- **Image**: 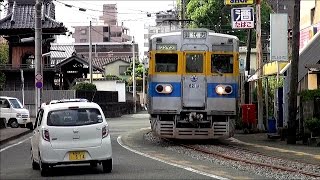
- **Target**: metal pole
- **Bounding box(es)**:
[245,29,252,104]
[35,0,42,114]
[20,69,24,107]
[142,59,145,109]
[256,0,265,131]
[132,36,136,113]
[181,0,185,28]
[89,20,93,83]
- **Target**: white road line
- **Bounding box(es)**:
[117,135,229,180]
[0,137,31,153]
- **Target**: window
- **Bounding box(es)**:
[155,54,178,72]
[186,54,203,73]
[119,65,129,75]
[80,39,87,43]
[103,27,109,32]
[8,99,22,109]
[103,37,109,42]
[311,7,315,25]
[211,54,234,73]
[80,29,86,35]
[0,98,10,108]
[47,108,103,126]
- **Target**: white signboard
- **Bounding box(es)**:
[231,7,254,29]
[270,14,288,61]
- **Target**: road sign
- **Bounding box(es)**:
[231,7,255,29]
[225,0,254,5]
[36,81,43,89]
[35,74,42,81]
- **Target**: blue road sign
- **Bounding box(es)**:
[36,81,43,89]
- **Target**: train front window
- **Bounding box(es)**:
[155,54,178,72]
[186,54,203,73]
[211,54,233,73]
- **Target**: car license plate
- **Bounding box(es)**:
[69,151,85,161]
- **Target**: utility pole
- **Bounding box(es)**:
[245,29,252,104]
[132,36,136,113]
[256,0,265,131]
[287,0,300,144]
[35,0,42,114]
[181,0,185,28]
[89,20,93,83]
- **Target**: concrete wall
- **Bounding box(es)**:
[92,80,126,102]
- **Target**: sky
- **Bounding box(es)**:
[53,0,177,57]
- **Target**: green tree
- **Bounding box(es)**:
[0,42,9,90]
[186,0,273,44]
[125,61,148,78]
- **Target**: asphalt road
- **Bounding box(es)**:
[0,113,214,179]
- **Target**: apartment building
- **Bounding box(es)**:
[143,10,179,57]
[72,4,131,43]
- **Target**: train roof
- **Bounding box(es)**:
[150,29,239,41]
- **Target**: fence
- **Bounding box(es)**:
[0,90,142,117]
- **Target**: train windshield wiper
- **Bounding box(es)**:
[212,68,223,76]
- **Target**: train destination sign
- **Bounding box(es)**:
[156,44,177,50]
[183,31,207,39]
[225,0,254,5]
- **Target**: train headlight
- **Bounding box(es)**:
[155,84,173,94]
[215,85,233,95]
[215,85,225,95]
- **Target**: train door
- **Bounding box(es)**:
[182,52,206,108]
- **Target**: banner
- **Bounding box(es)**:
[270,14,288,61]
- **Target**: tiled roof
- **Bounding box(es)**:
[0,0,66,33]
[50,44,75,59]
[92,56,132,68]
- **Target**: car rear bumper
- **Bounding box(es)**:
[40,136,112,164]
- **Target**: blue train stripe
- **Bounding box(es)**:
[207,83,238,98]
[149,82,181,97]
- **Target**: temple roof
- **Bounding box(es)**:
[0,0,67,35]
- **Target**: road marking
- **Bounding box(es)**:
[0,137,31,153]
[117,135,229,180]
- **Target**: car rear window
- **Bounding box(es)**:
[47,108,103,126]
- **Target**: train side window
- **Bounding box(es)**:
[211,54,233,73]
[186,54,203,73]
[155,54,178,72]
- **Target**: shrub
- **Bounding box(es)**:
[305,117,320,135]
[72,82,97,91]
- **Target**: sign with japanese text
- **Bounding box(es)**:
[270,14,288,61]
[183,31,207,39]
[231,7,255,29]
[225,0,254,5]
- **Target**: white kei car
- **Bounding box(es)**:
[30,101,112,176]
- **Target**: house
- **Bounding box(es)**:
[0,0,67,91]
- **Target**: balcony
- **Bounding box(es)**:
[0,64,56,71]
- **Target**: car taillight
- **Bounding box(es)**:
[102,125,109,138]
[42,129,50,142]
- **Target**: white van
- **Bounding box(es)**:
[0,96,33,129]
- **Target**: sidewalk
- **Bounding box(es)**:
[0,128,31,145]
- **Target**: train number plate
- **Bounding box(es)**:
[69,151,85,161]
[189,83,200,88]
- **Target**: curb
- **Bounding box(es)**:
[0,130,32,146]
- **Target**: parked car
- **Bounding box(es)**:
[0,96,33,129]
[30,100,112,176]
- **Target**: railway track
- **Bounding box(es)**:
[163,138,320,178]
